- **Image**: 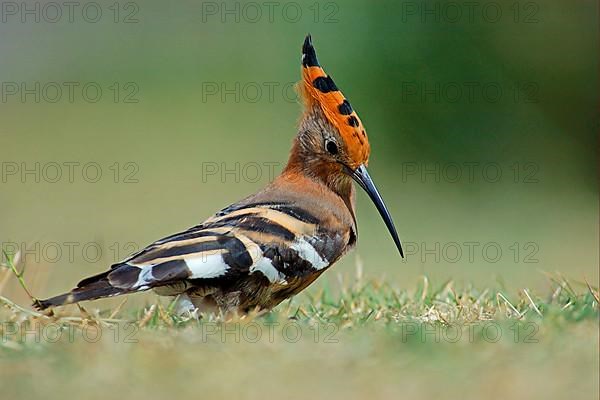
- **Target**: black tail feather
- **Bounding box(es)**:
[34,279,124,310]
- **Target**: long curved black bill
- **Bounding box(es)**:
[351,165,404,258]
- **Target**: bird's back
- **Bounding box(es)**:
[175,171,358,311]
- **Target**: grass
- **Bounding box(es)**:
[0,251,598,400]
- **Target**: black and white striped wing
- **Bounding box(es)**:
[97,202,343,292]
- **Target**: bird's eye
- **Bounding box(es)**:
[325,139,338,155]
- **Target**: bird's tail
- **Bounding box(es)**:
[34,270,128,310]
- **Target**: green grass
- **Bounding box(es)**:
[1,250,599,400]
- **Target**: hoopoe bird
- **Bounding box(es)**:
[36,35,404,314]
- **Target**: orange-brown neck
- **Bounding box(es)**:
[282,138,356,217]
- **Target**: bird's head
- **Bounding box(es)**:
[285,34,403,257]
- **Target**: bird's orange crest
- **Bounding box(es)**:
[300,34,371,167]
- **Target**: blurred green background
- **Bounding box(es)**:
[1,0,598,306]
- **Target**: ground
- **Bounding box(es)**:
[1,253,598,400]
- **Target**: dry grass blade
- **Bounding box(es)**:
[109,298,129,320]
[475,288,490,305]
[157,304,174,326]
[77,303,93,319]
[419,275,429,303]
[523,289,543,317]
[76,304,104,328]
[584,279,599,304]
[550,285,562,303]
[497,292,523,319]
[556,272,577,297]
[138,304,157,328]
[561,301,573,310]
